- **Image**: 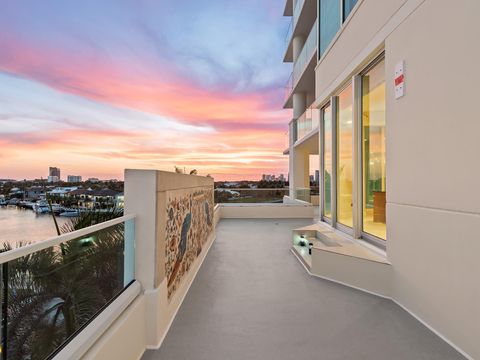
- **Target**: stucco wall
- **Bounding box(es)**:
[385,1,480,358]
[315,0,408,102]
[312,0,480,358]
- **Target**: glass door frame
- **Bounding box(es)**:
[357,53,387,247]
[320,101,332,225]
[318,52,386,250]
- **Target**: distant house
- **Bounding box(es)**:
[24,186,45,200]
[67,188,120,209]
[49,187,79,197]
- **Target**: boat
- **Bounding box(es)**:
[59,209,80,217]
[33,200,64,214]
[33,200,50,214]
[18,201,36,210]
[8,198,20,206]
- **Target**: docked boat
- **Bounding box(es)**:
[33,200,64,214]
[33,200,50,214]
[59,209,80,217]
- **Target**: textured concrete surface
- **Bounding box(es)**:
[142,219,465,360]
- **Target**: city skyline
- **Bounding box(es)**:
[0,0,290,181]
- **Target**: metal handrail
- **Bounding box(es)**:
[0,214,136,264]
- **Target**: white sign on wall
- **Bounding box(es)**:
[395,60,405,99]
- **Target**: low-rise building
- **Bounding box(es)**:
[24,186,45,200]
[67,175,82,183]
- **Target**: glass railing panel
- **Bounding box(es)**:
[295,188,311,203]
[293,20,318,86]
[297,111,311,140]
[284,72,293,102]
[214,188,289,204]
[293,0,305,28]
[296,107,320,141]
[285,18,293,48]
[0,218,135,359]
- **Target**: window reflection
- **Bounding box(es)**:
[322,104,332,219]
[337,84,353,228]
[343,0,358,21]
[362,59,386,240]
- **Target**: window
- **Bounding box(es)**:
[319,0,340,57]
[361,58,386,240]
[343,0,358,21]
[336,84,353,228]
[322,104,333,219]
[318,54,386,247]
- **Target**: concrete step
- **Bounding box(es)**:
[293,223,392,298]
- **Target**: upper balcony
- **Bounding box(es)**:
[284,20,318,108]
[283,0,317,63]
[296,106,319,142]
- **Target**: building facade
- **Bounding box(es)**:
[283,0,480,358]
[48,167,61,182]
[67,175,82,183]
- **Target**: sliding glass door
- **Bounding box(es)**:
[336,84,353,229]
[321,104,333,220]
[361,59,386,240]
[318,54,386,246]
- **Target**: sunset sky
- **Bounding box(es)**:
[0,0,291,181]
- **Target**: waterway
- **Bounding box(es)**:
[0,206,69,247]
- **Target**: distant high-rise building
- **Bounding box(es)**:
[279,174,285,182]
[309,175,314,183]
[315,170,320,184]
[48,167,61,182]
[67,175,82,183]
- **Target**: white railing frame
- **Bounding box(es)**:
[0,214,136,265]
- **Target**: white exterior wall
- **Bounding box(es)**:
[311,0,480,358]
[386,2,480,358]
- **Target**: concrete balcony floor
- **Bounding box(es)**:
[143,219,465,360]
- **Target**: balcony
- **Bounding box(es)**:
[283,0,317,63]
[284,20,318,108]
[5,170,472,360]
[141,218,464,360]
[296,106,320,142]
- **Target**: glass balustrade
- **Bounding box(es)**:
[214,188,289,204]
[292,20,317,86]
[293,0,306,28]
[296,107,320,141]
[0,216,135,360]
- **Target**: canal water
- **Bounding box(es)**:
[0,206,70,247]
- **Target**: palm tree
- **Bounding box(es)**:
[2,209,125,360]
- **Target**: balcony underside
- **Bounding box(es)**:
[142,219,465,360]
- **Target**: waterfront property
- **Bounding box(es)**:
[0,168,475,360]
[0,1,478,359]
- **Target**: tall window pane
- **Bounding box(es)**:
[319,0,340,57]
[322,104,332,219]
[343,0,358,21]
[337,84,353,228]
[362,59,386,240]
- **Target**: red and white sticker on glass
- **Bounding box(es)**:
[395,60,405,99]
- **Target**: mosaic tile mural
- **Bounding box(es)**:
[165,187,214,300]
